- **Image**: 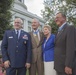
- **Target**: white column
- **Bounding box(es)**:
[23,19,28,32]
[11,14,16,26]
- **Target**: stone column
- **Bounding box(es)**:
[23,19,28,32]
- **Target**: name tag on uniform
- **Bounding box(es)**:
[9,36,13,38]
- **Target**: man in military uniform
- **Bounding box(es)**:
[1,18,32,75]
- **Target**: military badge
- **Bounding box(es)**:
[23,34,28,40]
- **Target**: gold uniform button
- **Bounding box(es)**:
[16,46,18,47]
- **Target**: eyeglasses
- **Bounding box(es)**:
[55,17,63,19]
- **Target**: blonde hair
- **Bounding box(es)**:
[43,25,51,32]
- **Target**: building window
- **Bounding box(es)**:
[39,25,42,31]
[28,21,32,32]
[19,0,22,2]
[18,0,24,3]
[28,27,31,32]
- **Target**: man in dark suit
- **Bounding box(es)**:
[73,27,76,75]
[1,18,32,75]
[54,12,75,75]
[73,52,76,75]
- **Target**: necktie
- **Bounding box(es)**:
[34,32,39,45]
[58,28,61,32]
[16,30,19,39]
[57,28,61,35]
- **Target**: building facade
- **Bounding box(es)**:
[0,0,45,54]
[11,0,45,32]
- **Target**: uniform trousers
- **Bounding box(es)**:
[6,67,26,75]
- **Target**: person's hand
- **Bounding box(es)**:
[65,66,72,75]
[25,63,30,69]
[4,60,10,68]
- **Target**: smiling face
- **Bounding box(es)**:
[55,13,66,27]
[43,27,50,36]
[32,19,40,30]
[14,18,23,30]
[43,25,51,36]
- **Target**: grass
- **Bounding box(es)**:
[26,69,29,75]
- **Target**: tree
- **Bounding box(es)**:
[41,1,59,33]
[66,0,76,6]
[0,0,14,40]
[65,0,76,26]
[41,0,76,33]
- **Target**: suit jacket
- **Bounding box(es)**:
[54,23,75,72]
[42,34,55,62]
[73,27,76,75]
[29,31,44,63]
[1,30,32,68]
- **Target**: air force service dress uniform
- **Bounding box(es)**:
[1,29,32,75]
